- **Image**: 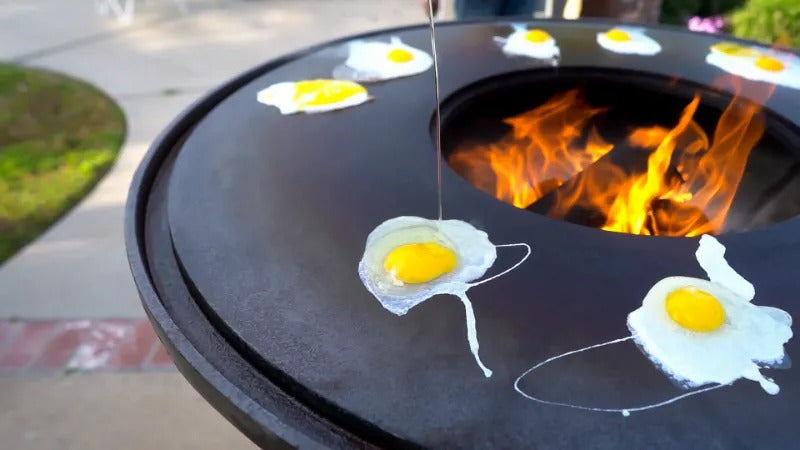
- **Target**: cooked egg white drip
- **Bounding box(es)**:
[596,27,662,55]
[628,276,792,394]
[256,81,370,115]
[339,37,433,82]
[358,216,531,378]
[359,217,497,314]
[515,234,792,415]
[629,235,792,394]
[706,46,800,90]
[514,335,727,417]
[695,234,754,300]
[500,24,560,60]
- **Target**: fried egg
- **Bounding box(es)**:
[596,27,661,55]
[358,216,530,377]
[628,235,793,394]
[335,37,433,82]
[256,79,369,114]
[500,25,560,60]
[706,42,800,90]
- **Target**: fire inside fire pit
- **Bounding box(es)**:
[445,69,800,236]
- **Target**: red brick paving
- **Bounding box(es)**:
[0,322,58,370]
[149,343,174,367]
[109,319,158,368]
[0,321,22,352]
[31,324,85,370]
[0,319,174,375]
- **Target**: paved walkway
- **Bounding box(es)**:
[0,1,434,448]
[0,372,285,450]
[0,319,172,375]
[0,0,429,318]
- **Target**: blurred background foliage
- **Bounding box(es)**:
[661,0,799,48]
[728,0,800,48]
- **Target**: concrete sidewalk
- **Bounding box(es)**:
[0,0,429,319]
[0,372,276,450]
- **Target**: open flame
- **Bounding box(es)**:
[449,89,613,209]
[449,80,772,236]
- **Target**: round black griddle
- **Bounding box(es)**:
[126,20,800,449]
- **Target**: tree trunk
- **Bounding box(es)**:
[580,0,663,24]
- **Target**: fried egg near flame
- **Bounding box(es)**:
[628,235,792,394]
[358,216,530,377]
[706,42,800,90]
[256,79,370,114]
[499,25,560,60]
[515,235,792,415]
[596,27,661,55]
[336,37,433,82]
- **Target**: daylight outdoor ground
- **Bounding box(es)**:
[0,1,451,448]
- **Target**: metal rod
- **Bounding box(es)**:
[427,0,444,220]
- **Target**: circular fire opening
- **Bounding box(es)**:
[442,69,800,236]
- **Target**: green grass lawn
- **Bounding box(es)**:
[0,64,125,263]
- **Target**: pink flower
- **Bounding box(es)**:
[687,15,725,34]
[688,16,703,31]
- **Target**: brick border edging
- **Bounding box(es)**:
[0,319,174,375]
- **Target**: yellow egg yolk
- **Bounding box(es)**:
[710,42,761,57]
[383,242,457,284]
[665,287,726,332]
[606,29,631,42]
[293,80,366,107]
[524,29,551,43]
[387,48,414,63]
[755,55,786,72]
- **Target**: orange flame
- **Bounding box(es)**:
[449,81,772,236]
[449,89,613,208]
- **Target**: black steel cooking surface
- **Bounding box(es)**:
[126,20,800,449]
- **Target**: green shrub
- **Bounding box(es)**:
[729,0,800,48]
[0,64,125,263]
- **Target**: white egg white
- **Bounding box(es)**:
[628,236,792,394]
[500,26,560,60]
[695,234,754,301]
[596,27,661,55]
[359,216,524,378]
[706,46,800,90]
[358,216,496,315]
[256,80,370,115]
[339,37,433,82]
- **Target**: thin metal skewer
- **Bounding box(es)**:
[427,0,443,220]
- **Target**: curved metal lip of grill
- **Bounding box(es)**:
[126,19,800,449]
